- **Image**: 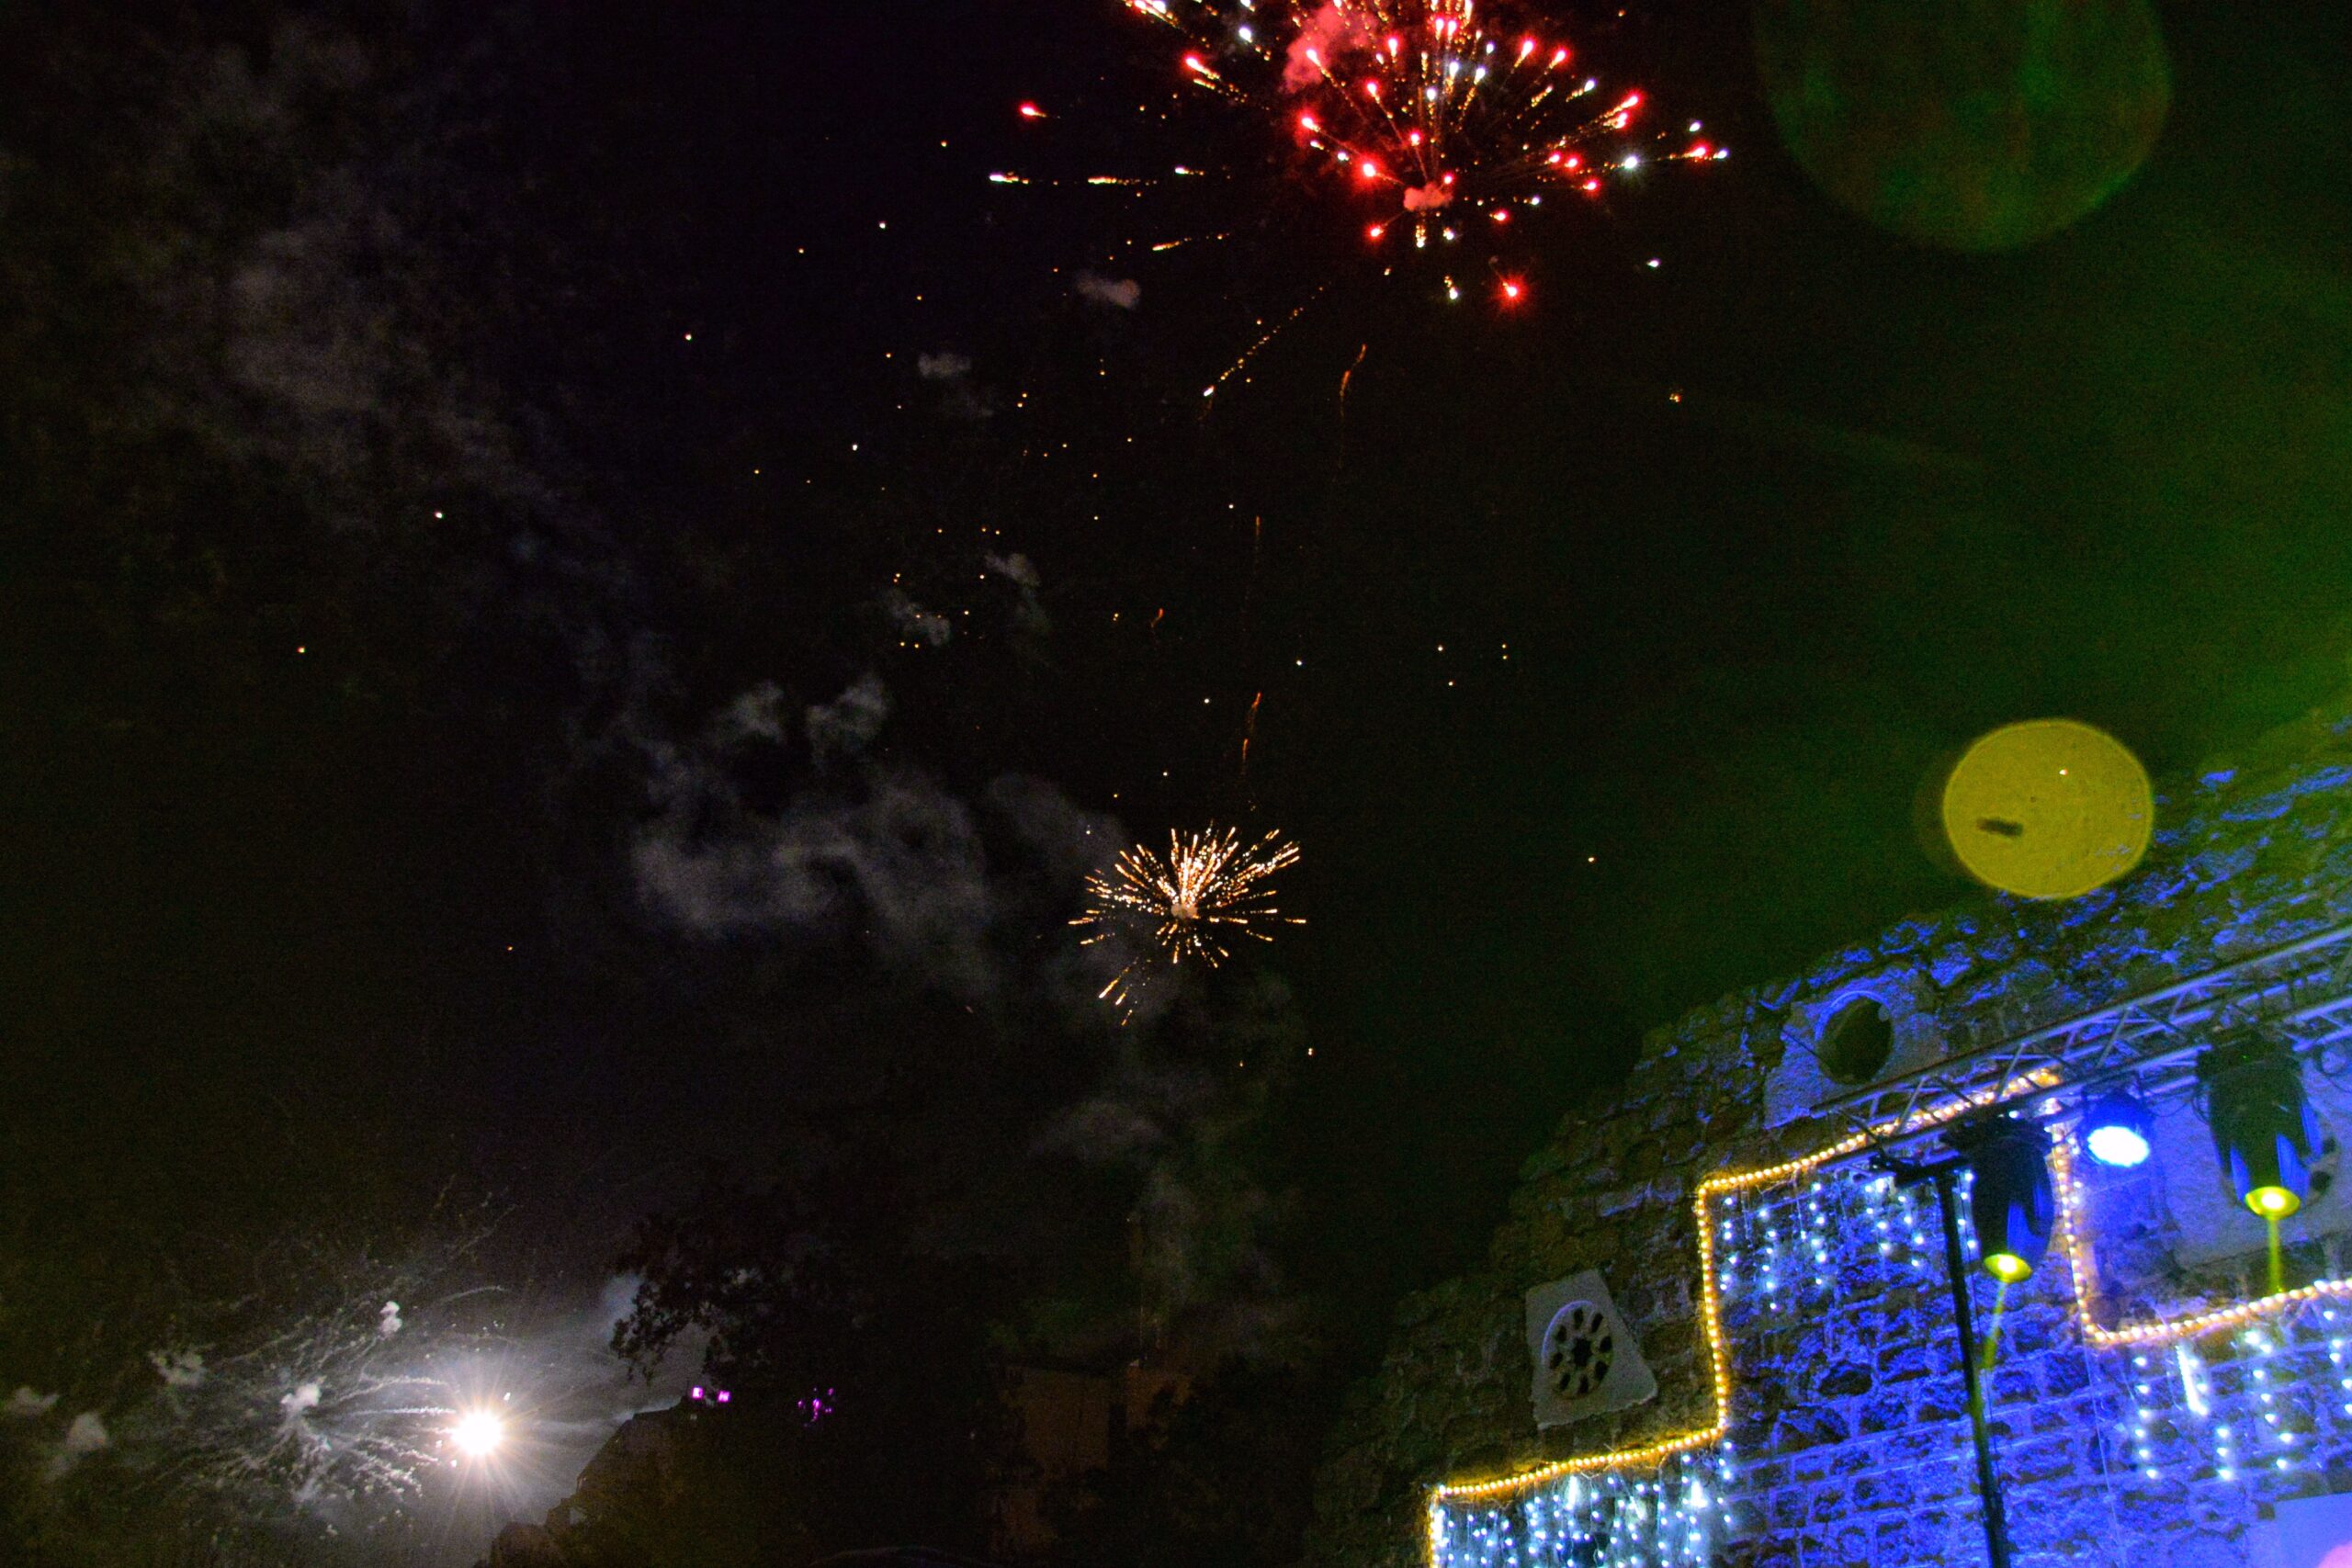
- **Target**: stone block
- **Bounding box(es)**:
[2005,1432,2081,1485]
[1875,1341,1936,1383]
[2040,1352,2092,1399]
[1991,1364,2038,1404]
[1815,1359,1873,1399]
[1850,1468,1915,1512]
[1770,1403,1850,1454]
[1856,1390,1908,1434]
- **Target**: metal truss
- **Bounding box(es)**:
[1812,920,2352,1160]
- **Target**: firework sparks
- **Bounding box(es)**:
[1074,826,1304,1010]
[2,1200,677,1562]
[125,1233,513,1521]
[1001,2,1717,400]
[1118,0,1722,272]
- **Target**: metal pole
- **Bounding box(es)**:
[1930,1165,2015,1568]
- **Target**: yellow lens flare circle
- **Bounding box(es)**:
[451,1409,506,1460]
[1984,1252,2033,1284]
[1940,719,2153,899]
[2248,1185,2301,1220]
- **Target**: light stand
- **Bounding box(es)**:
[1880,1152,2015,1568]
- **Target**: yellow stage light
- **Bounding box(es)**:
[2248,1185,2301,1220]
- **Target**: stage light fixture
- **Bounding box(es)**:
[2201,1041,2320,1220]
[1955,1115,2055,1283]
[2081,1090,2154,1169]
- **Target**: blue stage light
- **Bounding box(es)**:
[2082,1091,2154,1168]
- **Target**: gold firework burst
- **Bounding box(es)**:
[1074,826,1304,1009]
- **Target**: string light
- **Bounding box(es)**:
[2107,1302,2352,1496]
[1432,1060,2352,1566]
[2051,1135,2352,1349]
[1430,1071,2054,1532]
[1437,1458,1722,1568]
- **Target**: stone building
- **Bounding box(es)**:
[1306,695,2352,1568]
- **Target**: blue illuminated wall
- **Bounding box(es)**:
[1305,702,2352,1568]
[1434,1165,2352,1568]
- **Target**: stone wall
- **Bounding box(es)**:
[1306,696,2352,1568]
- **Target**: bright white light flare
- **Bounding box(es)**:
[451,1409,505,1460]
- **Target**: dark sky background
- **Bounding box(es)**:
[4,0,2351,1552]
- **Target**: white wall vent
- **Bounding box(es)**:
[1525,1270,1656,1427]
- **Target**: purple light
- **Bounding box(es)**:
[691,1385,705,1401]
[716,1390,731,1404]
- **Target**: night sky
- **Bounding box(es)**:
[5,0,2350,1560]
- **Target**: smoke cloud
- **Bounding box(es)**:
[717,682,788,745]
[983,551,1039,591]
[1036,1010,1301,1362]
[621,679,1302,1362]
[1284,3,1375,90]
[6,1388,59,1419]
[628,678,1131,1010]
[1074,271,1141,310]
[884,588,953,648]
[277,1382,322,1426]
[916,349,992,419]
[984,552,1050,636]
[804,673,892,765]
[109,22,567,534]
[50,1411,110,1477]
[635,776,998,994]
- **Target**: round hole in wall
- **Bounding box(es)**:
[1543,1302,1616,1402]
[1819,998,1894,1086]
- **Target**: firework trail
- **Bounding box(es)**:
[1203,288,1325,400]
[1074,826,1304,1011]
[122,1227,513,1526]
[0,1213,683,1564]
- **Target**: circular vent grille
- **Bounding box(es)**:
[1544,1301,1615,1401]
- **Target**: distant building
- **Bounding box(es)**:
[989,1205,1203,1557]
[992,1359,1193,1557]
[1309,695,2352,1568]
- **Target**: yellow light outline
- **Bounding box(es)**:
[1427,1065,2352,1551]
[2050,1136,2352,1349]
